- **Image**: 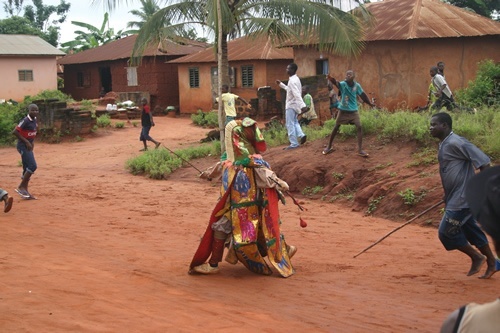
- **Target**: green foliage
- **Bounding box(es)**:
[302,186,324,195]
[331,172,344,180]
[131,121,139,127]
[398,188,416,205]
[398,188,427,206]
[455,60,500,107]
[190,110,219,127]
[1,0,70,46]
[22,89,72,106]
[366,195,385,215]
[188,107,499,162]
[0,88,71,145]
[114,121,125,128]
[0,103,19,145]
[445,0,497,18]
[96,114,111,128]
[126,142,220,179]
[60,12,133,53]
[74,135,84,142]
[80,99,96,113]
[407,147,438,167]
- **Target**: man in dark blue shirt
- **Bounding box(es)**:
[430,112,496,279]
[12,103,39,199]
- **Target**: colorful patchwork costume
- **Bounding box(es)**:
[190,118,295,277]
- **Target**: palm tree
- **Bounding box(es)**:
[126,0,162,33]
[61,12,132,52]
[97,0,370,82]
[94,0,371,150]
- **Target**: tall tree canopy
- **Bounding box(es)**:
[0,0,70,46]
[444,0,499,18]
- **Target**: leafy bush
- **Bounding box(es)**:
[126,142,220,179]
[114,121,125,128]
[0,103,19,145]
[96,114,111,128]
[1,90,76,145]
[455,59,500,107]
[22,89,73,107]
[191,110,219,127]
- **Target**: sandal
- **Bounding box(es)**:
[322,148,334,155]
[4,197,13,213]
[358,151,369,158]
[15,188,30,199]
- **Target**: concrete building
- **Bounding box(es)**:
[0,34,65,102]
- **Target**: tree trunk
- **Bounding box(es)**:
[216,0,228,154]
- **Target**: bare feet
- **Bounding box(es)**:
[478,258,498,279]
[467,255,486,276]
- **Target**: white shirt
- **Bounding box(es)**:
[432,73,452,98]
[279,74,306,113]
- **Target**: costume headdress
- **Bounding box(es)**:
[224,118,266,166]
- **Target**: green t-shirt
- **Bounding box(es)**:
[339,81,363,112]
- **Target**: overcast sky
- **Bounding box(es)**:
[0,0,377,45]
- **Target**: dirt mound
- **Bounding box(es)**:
[265,135,444,226]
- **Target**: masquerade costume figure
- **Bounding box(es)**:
[190,118,296,277]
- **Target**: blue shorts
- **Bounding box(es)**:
[438,209,489,251]
[17,141,37,175]
[140,126,153,141]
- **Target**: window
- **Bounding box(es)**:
[126,67,138,86]
[241,65,253,87]
[189,67,200,88]
[77,71,90,87]
[18,70,33,82]
[316,59,329,75]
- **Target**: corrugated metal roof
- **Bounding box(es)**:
[0,34,65,56]
[57,34,209,65]
[170,35,293,64]
[364,0,500,40]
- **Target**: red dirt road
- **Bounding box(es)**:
[0,117,497,332]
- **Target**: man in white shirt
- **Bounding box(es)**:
[276,63,309,150]
[430,66,457,111]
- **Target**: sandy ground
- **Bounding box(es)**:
[0,116,498,332]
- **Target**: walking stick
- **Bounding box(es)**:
[353,200,444,258]
[161,144,205,175]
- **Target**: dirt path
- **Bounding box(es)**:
[0,117,497,332]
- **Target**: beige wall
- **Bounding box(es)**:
[294,36,500,110]
[177,59,291,113]
[0,57,59,102]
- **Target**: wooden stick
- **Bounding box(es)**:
[353,200,444,258]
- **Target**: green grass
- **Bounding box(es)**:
[129,106,499,179]
[126,141,221,179]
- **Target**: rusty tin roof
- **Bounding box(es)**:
[364,0,500,41]
[58,34,209,65]
[170,35,293,63]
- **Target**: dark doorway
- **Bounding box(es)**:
[99,67,112,93]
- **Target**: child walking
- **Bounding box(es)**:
[139,97,161,151]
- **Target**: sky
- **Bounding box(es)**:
[0,0,140,44]
[0,0,379,46]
